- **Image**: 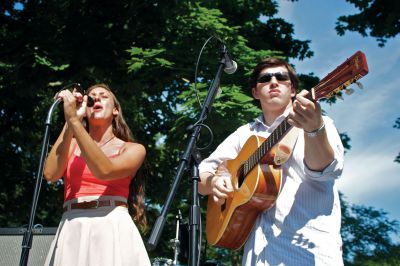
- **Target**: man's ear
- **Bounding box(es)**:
[252,87,259,99]
[290,85,296,98]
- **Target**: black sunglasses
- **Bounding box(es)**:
[257,72,290,83]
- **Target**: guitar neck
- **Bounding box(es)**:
[312,51,369,100]
[243,117,292,177]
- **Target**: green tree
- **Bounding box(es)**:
[340,193,400,265]
[336,0,400,47]
[351,246,400,266]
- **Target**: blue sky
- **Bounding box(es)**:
[277,0,400,222]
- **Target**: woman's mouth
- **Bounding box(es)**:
[93,104,103,111]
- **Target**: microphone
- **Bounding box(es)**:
[86,95,95,107]
[220,43,238,74]
[73,83,94,107]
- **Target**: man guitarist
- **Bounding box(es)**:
[199,57,344,265]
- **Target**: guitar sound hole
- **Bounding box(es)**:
[221,201,226,212]
[237,167,245,188]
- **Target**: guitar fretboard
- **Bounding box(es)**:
[239,117,293,183]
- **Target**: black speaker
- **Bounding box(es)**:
[0,227,57,266]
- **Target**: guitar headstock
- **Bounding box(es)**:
[312,51,369,101]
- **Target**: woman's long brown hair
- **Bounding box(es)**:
[86,84,147,232]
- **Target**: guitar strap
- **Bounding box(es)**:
[273,126,300,165]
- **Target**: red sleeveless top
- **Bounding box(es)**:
[63,151,132,201]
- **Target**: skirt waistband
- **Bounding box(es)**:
[63,196,128,212]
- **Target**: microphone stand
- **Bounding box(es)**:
[170,210,182,265]
[19,98,62,266]
[19,83,80,265]
[148,50,228,266]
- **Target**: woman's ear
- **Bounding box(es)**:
[113,107,119,116]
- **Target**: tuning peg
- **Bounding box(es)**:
[345,88,354,95]
[355,81,364,89]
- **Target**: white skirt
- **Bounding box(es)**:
[45,196,151,266]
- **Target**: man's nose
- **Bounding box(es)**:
[270,76,279,83]
[269,76,279,86]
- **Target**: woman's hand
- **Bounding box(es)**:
[56,89,87,122]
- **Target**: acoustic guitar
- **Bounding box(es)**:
[206,51,369,250]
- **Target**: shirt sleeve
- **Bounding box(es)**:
[198,127,243,175]
[303,116,344,181]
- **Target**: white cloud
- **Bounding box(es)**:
[322,78,400,140]
[337,143,400,220]
[338,141,400,197]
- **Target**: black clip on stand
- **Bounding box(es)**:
[19,83,79,266]
[148,48,230,266]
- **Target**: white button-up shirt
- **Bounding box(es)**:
[199,113,344,266]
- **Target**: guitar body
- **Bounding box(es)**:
[206,135,282,250]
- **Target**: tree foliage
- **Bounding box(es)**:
[336,0,400,47]
[351,246,400,266]
[340,193,400,265]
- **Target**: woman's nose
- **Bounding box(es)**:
[93,95,100,101]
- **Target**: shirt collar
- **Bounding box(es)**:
[251,110,290,131]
